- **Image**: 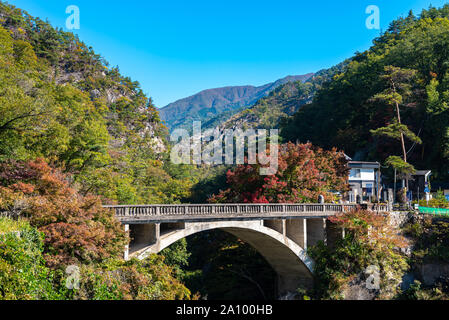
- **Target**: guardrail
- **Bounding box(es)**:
[419,206,449,217]
[104,203,389,221]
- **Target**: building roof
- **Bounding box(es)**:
[413,170,432,175]
[348,161,380,169]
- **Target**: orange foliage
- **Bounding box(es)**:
[0,159,127,268]
[329,208,407,249]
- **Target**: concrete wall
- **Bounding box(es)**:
[286,218,307,249]
[307,218,327,247]
[264,219,285,235]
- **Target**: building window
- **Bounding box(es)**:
[350,169,361,178]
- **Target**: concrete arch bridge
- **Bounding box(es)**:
[105,203,387,295]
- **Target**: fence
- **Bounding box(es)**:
[419,206,449,217]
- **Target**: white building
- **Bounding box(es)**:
[347,160,381,203]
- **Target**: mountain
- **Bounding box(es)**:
[218,63,348,131]
[159,74,313,131]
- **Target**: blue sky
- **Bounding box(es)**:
[8,0,449,107]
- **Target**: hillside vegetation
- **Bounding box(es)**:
[159,74,313,132]
[0,216,190,300]
[0,2,200,205]
[0,1,196,300]
[282,5,449,181]
[220,63,347,131]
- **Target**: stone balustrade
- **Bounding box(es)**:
[105,203,389,223]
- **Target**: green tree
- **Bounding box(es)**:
[370,66,422,194]
[282,7,449,182]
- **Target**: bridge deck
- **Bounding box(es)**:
[105,203,388,224]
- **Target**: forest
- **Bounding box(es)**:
[282,5,449,183]
[1,1,449,300]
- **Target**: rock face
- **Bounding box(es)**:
[0,3,168,157]
[388,211,413,228]
[342,275,378,300]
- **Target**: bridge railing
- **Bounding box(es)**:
[104,203,389,219]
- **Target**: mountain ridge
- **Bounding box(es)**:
[159,73,314,131]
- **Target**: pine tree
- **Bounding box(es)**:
[370,66,422,196]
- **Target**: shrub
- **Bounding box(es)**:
[74,256,192,300]
[309,209,409,299]
[0,159,128,269]
[0,220,63,300]
[404,217,449,263]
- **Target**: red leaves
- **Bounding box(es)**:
[9,182,35,194]
[210,142,349,204]
[0,158,128,269]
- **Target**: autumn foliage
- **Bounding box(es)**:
[209,142,349,204]
[309,209,409,299]
[0,159,127,268]
[329,209,408,249]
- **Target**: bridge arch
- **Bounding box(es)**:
[109,203,386,296]
[129,220,315,295]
